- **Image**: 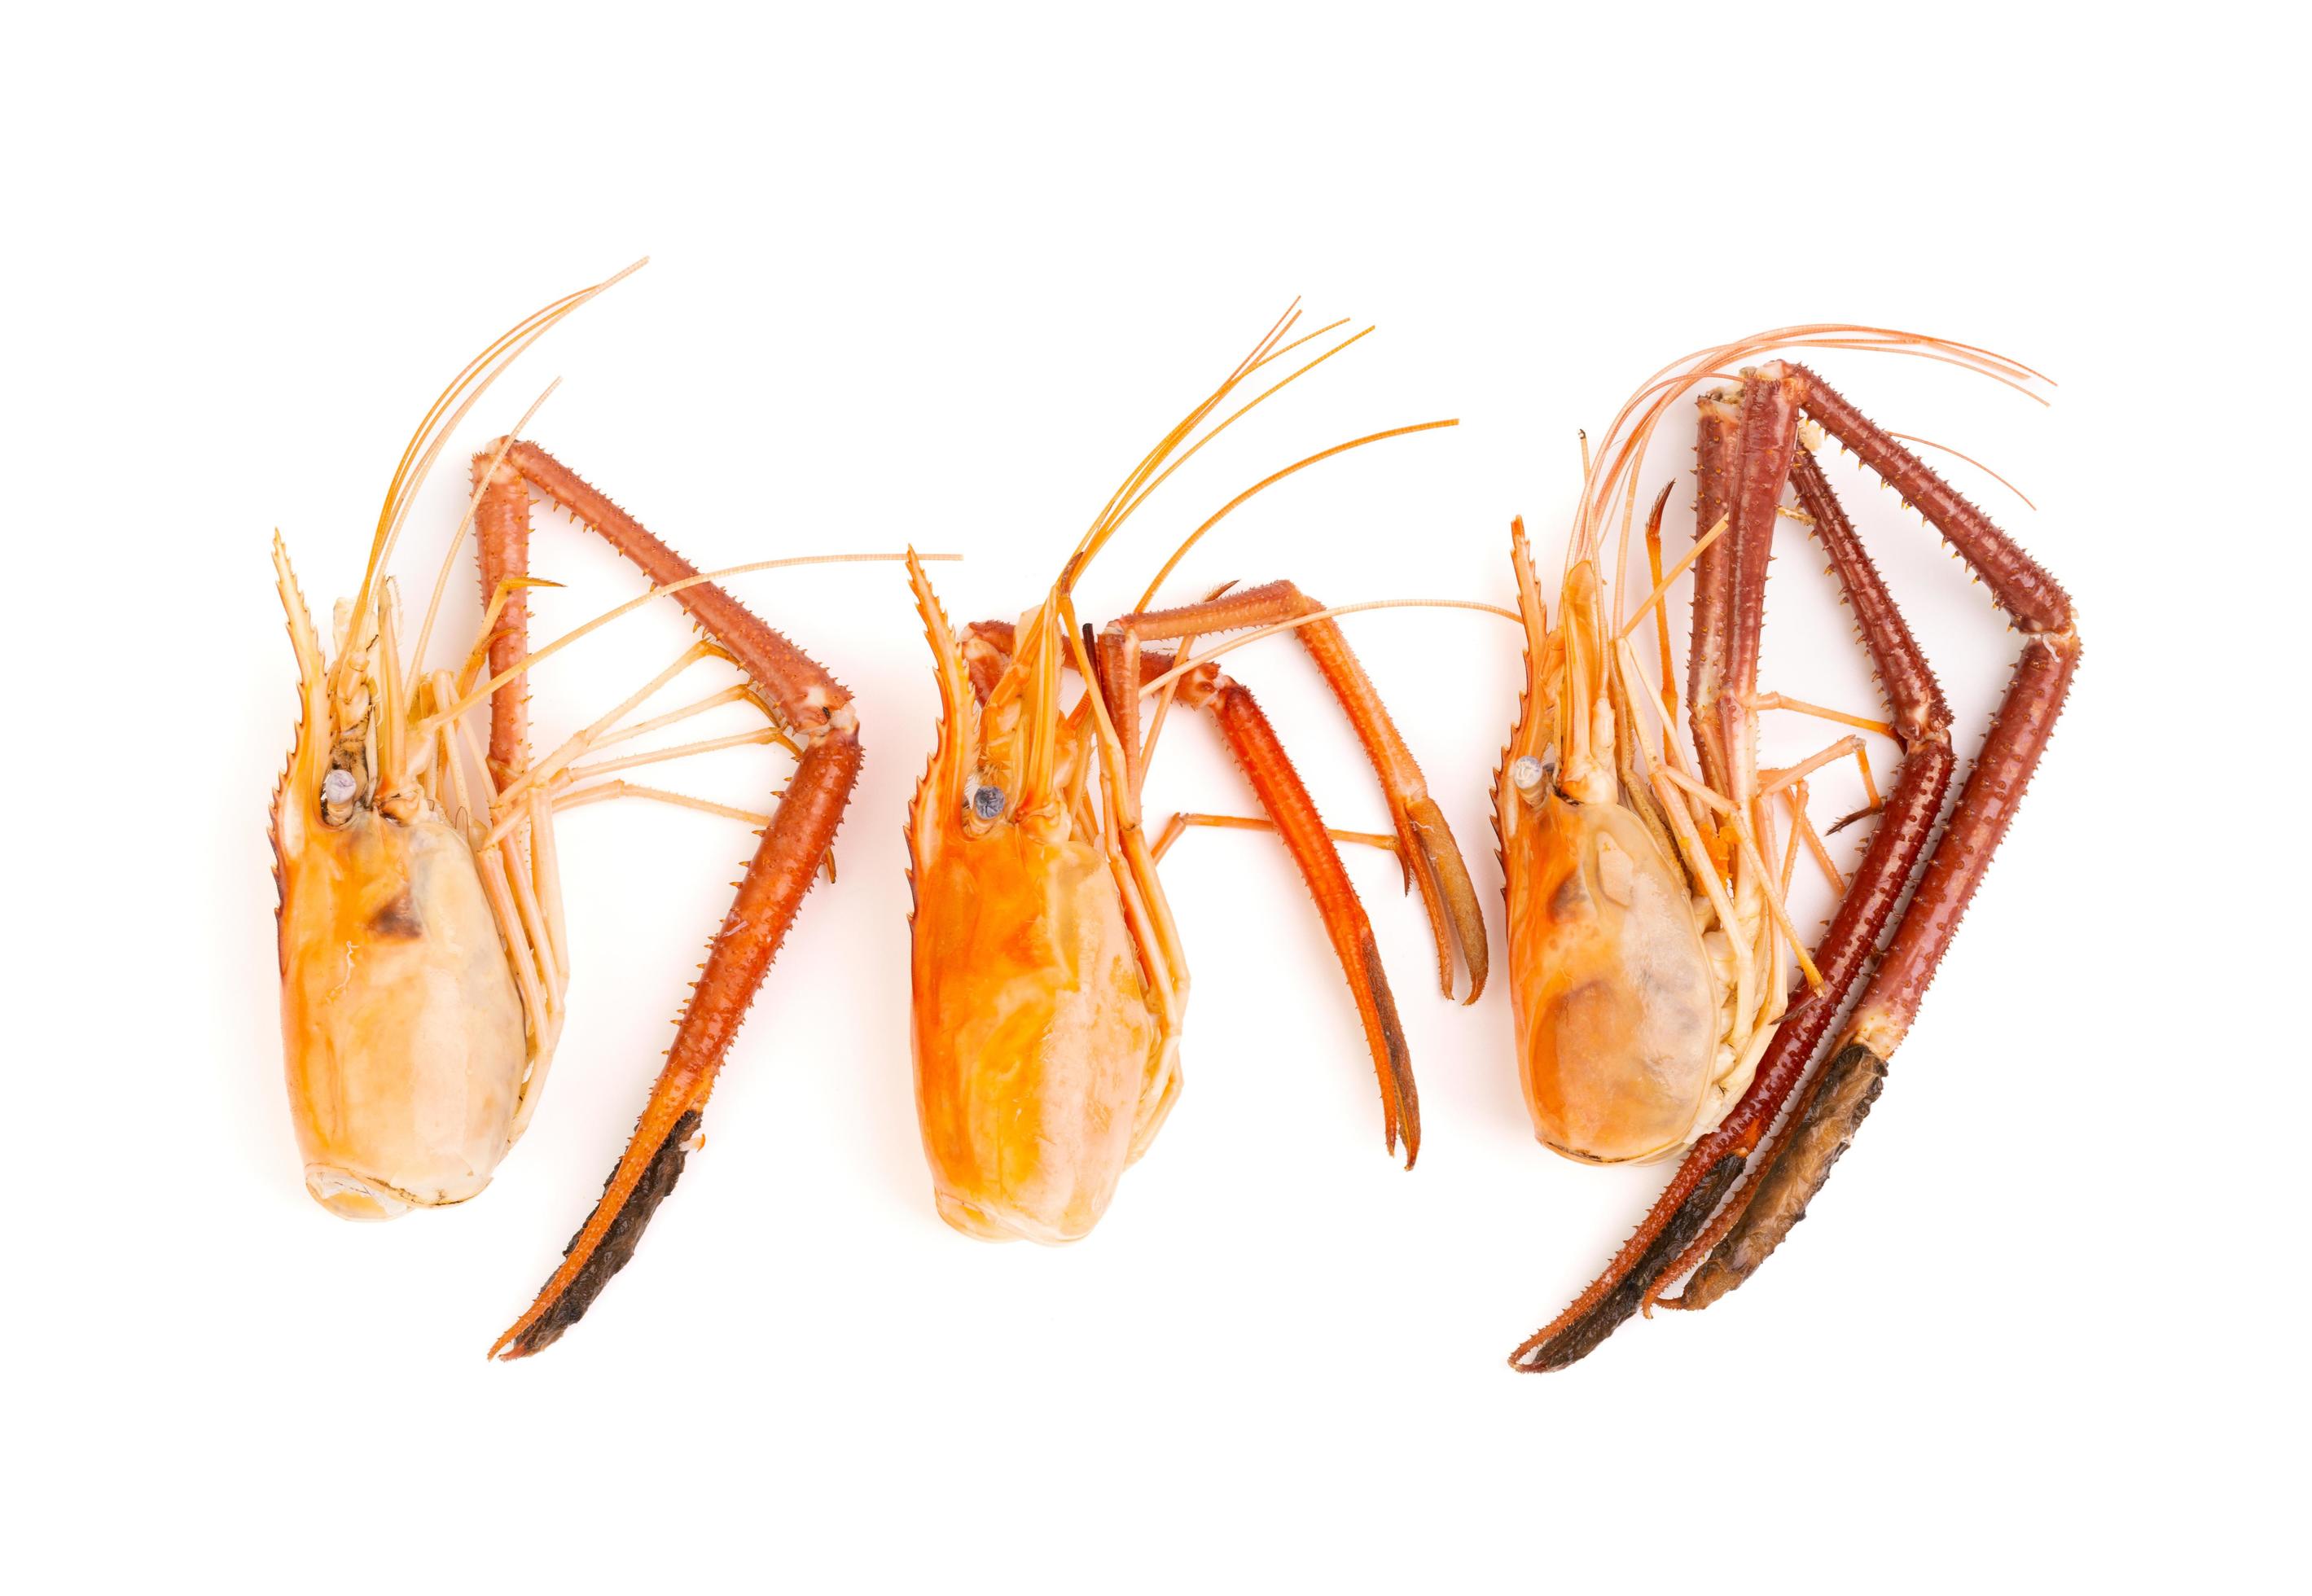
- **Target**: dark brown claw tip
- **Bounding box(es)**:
[489,1109,703,1361]
[1678,1043,1887,1311]
[1509,1152,1745,1374]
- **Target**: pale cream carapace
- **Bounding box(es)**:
[1495,406,1828,1167]
[270,265,853,1227]
[1495,544,1741,1164]
[272,585,543,1217]
[268,286,616,1220]
[275,498,737,1226]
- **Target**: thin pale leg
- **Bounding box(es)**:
[1151,812,1398,863]
[1068,616,1191,1159]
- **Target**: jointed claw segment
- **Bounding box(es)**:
[482,442,862,1360]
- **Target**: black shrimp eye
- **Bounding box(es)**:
[971,783,1007,822]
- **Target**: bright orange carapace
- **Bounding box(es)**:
[904,309,1483,1243]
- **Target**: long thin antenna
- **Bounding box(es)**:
[340,260,646,695]
[424,552,959,730]
[407,378,564,678]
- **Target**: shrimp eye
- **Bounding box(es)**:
[971,783,1007,822]
[319,766,360,825]
[1511,750,1560,807]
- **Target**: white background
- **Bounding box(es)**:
[3,5,2295,1591]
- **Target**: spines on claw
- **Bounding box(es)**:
[1850,636,2078,1046]
[490,732,861,1359]
[1788,368,2072,635]
[1661,365,2080,1314]
[1791,367,2079,1054]
[1687,405,1739,793]
[495,440,858,734]
[1669,641,2076,1307]
[1674,1045,1884,1311]
[1788,448,1950,747]
[493,1111,702,1358]
[1510,1152,1745,1372]
[1507,362,1968,1368]
[472,449,537,782]
[482,441,865,1357]
[1640,739,1951,1313]
[1718,366,1805,718]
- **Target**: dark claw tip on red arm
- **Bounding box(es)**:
[1510,1151,1745,1374]
[1678,1042,1888,1312]
[490,1108,703,1361]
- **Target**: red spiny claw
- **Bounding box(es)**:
[1640,362,2080,1321]
[480,441,864,1358]
[492,733,862,1358]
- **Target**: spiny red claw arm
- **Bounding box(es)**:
[1672,367,2078,1311]
[472,452,535,783]
[1687,397,1739,795]
[491,734,858,1357]
[479,441,861,1359]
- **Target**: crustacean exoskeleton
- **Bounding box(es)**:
[1494,327,2077,1370]
[904,308,1487,1243]
[270,266,873,1357]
